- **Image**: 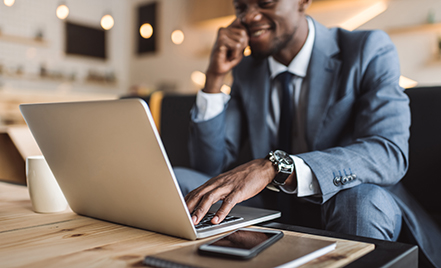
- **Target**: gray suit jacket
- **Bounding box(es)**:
[189,19,410,204]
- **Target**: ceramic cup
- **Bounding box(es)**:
[26,155,68,213]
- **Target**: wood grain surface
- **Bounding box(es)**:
[0,182,374,268]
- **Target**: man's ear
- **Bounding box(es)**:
[299,0,312,12]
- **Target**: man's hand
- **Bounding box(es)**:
[185,159,276,225]
[204,18,249,94]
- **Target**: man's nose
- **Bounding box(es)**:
[239,7,262,25]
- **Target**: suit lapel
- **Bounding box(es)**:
[305,19,341,149]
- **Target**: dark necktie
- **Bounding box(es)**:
[277,71,294,153]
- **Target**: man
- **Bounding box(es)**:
[174,0,439,266]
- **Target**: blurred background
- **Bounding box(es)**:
[0,0,440,126]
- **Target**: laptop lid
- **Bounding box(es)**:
[20,99,280,240]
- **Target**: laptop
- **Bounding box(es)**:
[20,99,280,240]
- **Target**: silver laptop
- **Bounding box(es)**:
[20,99,280,240]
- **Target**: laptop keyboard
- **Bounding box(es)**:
[195,213,243,230]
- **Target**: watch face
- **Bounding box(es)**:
[274,150,294,165]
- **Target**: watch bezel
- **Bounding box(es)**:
[268,150,294,174]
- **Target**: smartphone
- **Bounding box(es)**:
[198,228,284,260]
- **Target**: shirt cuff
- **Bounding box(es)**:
[194,90,231,122]
[280,155,320,197]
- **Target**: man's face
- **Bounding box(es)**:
[233,0,307,59]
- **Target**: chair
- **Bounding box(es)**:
[403,86,441,226]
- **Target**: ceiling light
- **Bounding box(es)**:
[171,30,184,45]
[101,14,114,30]
[244,46,251,56]
[191,71,206,87]
[4,0,15,7]
[140,23,153,39]
[56,4,69,20]
[220,85,231,95]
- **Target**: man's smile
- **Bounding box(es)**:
[247,24,273,41]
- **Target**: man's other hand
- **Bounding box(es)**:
[185,159,275,225]
[204,17,249,94]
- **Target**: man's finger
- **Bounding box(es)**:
[185,188,210,215]
[229,17,245,30]
[190,182,235,225]
[191,189,225,224]
[228,42,245,62]
[212,194,239,224]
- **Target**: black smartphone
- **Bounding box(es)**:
[198,228,284,260]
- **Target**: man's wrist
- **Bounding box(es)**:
[203,72,226,94]
[263,158,277,185]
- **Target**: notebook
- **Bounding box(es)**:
[142,228,338,268]
[20,99,281,240]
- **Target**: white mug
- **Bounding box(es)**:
[26,155,68,213]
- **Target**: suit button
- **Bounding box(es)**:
[341,176,348,184]
[333,177,341,186]
[347,175,353,182]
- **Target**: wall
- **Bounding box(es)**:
[0,0,130,95]
[128,0,234,94]
[359,0,441,86]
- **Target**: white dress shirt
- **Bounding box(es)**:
[194,17,320,197]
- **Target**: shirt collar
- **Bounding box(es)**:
[268,16,315,79]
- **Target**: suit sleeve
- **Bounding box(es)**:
[299,31,410,204]
[188,80,246,177]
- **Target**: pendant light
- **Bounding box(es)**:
[4,0,15,7]
[101,14,114,30]
[140,23,153,39]
[56,2,69,20]
[171,29,184,45]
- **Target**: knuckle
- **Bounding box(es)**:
[223,195,237,206]
[195,206,205,214]
[218,27,228,36]
[193,191,202,198]
[206,191,217,201]
[216,209,228,217]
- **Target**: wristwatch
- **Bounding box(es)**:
[266,150,295,192]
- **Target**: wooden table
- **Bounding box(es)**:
[0,181,416,268]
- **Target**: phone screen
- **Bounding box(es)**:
[209,229,278,250]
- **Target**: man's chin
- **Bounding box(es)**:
[250,49,272,60]
[249,43,278,60]
[249,33,295,61]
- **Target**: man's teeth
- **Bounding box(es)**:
[252,29,265,37]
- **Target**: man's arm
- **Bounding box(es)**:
[189,90,245,176]
[298,30,410,204]
[188,18,249,176]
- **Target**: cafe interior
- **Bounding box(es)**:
[0,0,441,267]
[0,0,440,119]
